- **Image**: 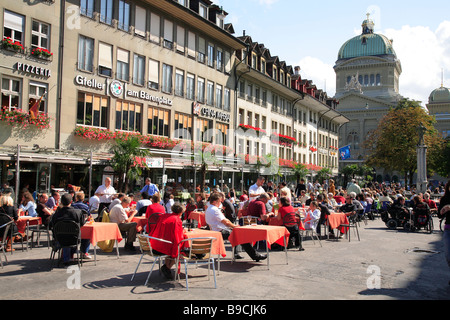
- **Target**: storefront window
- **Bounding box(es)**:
[196,118,212,143]
[174,112,192,138]
[115,100,142,133]
[77,92,109,128]
[147,106,169,137]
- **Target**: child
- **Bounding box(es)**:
[304,201,321,230]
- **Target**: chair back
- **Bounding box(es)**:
[96,207,109,222]
[52,220,80,247]
[283,212,301,227]
[147,212,162,233]
[180,237,215,260]
[241,216,260,225]
[0,220,13,242]
[137,234,172,256]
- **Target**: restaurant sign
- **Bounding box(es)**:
[193,102,230,123]
[16,62,51,78]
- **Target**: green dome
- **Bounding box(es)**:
[338,33,397,60]
[429,86,450,103]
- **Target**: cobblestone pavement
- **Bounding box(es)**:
[1,217,449,302]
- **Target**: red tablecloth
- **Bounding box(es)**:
[132,216,148,233]
[188,211,206,228]
[327,213,349,234]
[229,225,290,249]
[184,228,227,257]
[16,216,42,234]
[81,222,123,245]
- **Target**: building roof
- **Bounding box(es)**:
[428,86,450,104]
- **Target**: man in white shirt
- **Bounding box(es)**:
[109,196,138,251]
[88,193,100,213]
[249,176,266,202]
[95,177,116,213]
[205,193,267,262]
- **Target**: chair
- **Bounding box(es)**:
[176,237,217,291]
[301,218,322,247]
[0,213,26,253]
[50,220,82,268]
[131,234,173,286]
[30,222,51,249]
[282,212,302,250]
[339,212,360,242]
[95,207,108,222]
[0,221,13,268]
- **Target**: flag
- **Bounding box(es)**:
[339,145,351,160]
[29,91,46,120]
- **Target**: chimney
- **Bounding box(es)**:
[294,66,301,75]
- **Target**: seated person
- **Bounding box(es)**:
[423,193,438,215]
[412,195,431,226]
[305,193,316,206]
[334,192,346,205]
[338,195,357,217]
[277,197,303,250]
[299,190,310,205]
[149,203,188,280]
[185,197,197,221]
[71,192,90,215]
[36,193,55,226]
[316,194,331,236]
[50,193,92,263]
[304,201,321,230]
[146,193,166,235]
[136,191,152,214]
[109,196,138,252]
[246,193,273,223]
[389,196,410,220]
[205,193,267,262]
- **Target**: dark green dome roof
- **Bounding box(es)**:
[429,86,450,103]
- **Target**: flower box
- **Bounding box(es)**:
[0,107,50,130]
[2,37,24,53]
[238,124,267,136]
[30,47,53,60]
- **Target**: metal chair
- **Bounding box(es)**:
[282,212,302,250]
[50,220,82,268]
[30,222,51,249]
[176,237,217,291]
[147,212,163,234]
[131,234,173,286]
[0,213,26,253]
[0,221,13,268]
[339,212,360,242]
[301,218,322,247]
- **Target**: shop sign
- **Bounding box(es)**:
[16,62,51,78]
[193,102,230,123]
[75,75,105,90]
[145,157,164,168]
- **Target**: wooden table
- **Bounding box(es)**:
[229,225,290,269]
[81,222,123,265]
[188,211,206,228]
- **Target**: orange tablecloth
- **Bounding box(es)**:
[132,216,148,233]
[229,225,290,249]
[81,222,123,245]
[184,228,227,257]
[188,211,206,228]
[16,216,42,234]
[327,213,349,234]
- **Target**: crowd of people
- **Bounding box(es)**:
[1,176,449,283]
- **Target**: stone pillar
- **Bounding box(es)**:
[416,144,428,193]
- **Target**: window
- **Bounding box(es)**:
[216,47,223,71]
[134,5,146,37]
[207,43,215,67]
[77,92,109,128]
[215,84,222,109]
[376,74,381,86]
[148,59,159,90]
[150,12,160,43]
[31,20,50,50]
[199,3,208,19]
[196,118,212,142]
[1,78,21,111]
[78,35,94,72]
[163,19,174,49]
[115,100,142,132]
[262,90,267,107]
[224,88,230,111]
[198,37,206,63]
[29,82,47,113]
[174,112,192,138]
[261,58,266,75]
[162,64,173,93]
[118,0,130,31]
[187,31,196,58]
[224,51,231,73]
[175,69,184,97]
[147,106,169,137]
[100,0,113,25]
[80,0,94,18]
[133,54,145,86]
[197,77,205,103]
[4,10,24,45]
[216,123,228,146]
[98,42,112,77]
[116,48,130,81]
[207,81,214,106]
[251,53,257,69]
[186,73,195,100]
[176,25,185,53]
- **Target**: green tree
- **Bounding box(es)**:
[316,168,332,184]
[429,137,450,178]
[341,164,359,186]
[110,136,151,193]
[364,98,441,186]
[293,163,308,184]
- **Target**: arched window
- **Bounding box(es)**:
[370,74,375,86]
[376,74,381,86]
[348,131,359,150]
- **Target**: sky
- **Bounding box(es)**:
[214,0,450,106]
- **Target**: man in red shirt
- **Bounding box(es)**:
[150,203,187,280]
[146,193,166,235]
[246,193,273,222]
[334,192,346,205]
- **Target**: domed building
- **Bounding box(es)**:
[334,14,404,167]
[427,85,450,139]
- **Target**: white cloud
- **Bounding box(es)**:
[296,56,336,97]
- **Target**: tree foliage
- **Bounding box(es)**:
[363,98,442,185]
[429,137,450,178]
